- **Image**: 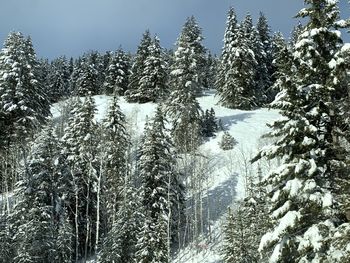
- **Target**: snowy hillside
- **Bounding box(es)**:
[52,91,279,263]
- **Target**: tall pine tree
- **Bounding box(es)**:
[254,1,350,261]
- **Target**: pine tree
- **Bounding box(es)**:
[201,108,218,137]
[62,95,99,260]
[203,52,218,90]
[166,17,205,152]
[256,12,275,103]
[173,16,206,95]
[126,30,153,102]
[99,180,142,263]
[219,131,236,150]
[47,56,71,102]
[270,33,292,96]
[135,107,180,263]
[75,53,100,96]
[216,7,239,94]
[101,94,130,232]
[0,32,50,145]
[290,21,304,46]
[137,36,168,102]
[242,13,263,106]
[253,1,350,261]
[218,17,257,109]
[103,48,130,95]
[0,212,13,262]
[222,191,268,263]
[10,125,73,263]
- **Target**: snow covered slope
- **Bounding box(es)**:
[51,91,279,263]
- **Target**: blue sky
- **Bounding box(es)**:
[0,0,349,59]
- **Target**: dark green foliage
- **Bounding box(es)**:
[62,95,99,260]
[99,182,142,263]
[201,108,218,137]
[167,17,205,152]
[75,52,101,96]
[9,126,73,263]
[101,94,130,233]
[47,56,71,102]
[126,30,153,102]
[103,48,130,95]
[216,7,239,94]
[138,36,168,102]
[135,107,183,263]
[253,1,350,261]
[219,132,236,150]
[0,32,50,145]
[203,52,218,89]
[256,12,275,104]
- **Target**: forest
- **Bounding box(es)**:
[1,0,350,262]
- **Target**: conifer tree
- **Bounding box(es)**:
[47,56,71,102]
[0,32,50,144]
[135,107,181,263]
[218,17,257,109]
[103,48,130,95]
[62,95,99,260]
[222,194,268,263]
[75,53,100,96]
[10,126,73,263]
[101,94,129,232]
[204,52,218,90]
[0,212,13,262]
[166,17,205,152]
[201,108,218,137]
[137,36,168,102]
[126,30,153,102]
[216,7,239,94]
[256,12,275,103]
[219,131,236,150]
[254,1,350,261]
[99,179,142,263]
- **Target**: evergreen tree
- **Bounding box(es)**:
[101,94,130,232]
[0,32,50,145]
[99,180,142,263]
[126,30,153,102]
[0,212,13,262]
[166,17,205,152]
[75,53,100,96]
[47,56,70,102]
[242,13,264,105]
[137,36,168,102]
[10,126,73,263]
[222,192,268,263]
[216,7,239,94]
[218,17,257,109]
[290,21,304,46]
[174,16,206,95]
[256,12,275,103]
[219,131,236,150]
[201,108,218,137]
[62,95,99,260]
[270,33,292,96]
[203,52,218,90]
[103,48,130,95]
[254,1,350,261]
[135,107,181,263]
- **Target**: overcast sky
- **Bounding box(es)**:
[0,0,349,59]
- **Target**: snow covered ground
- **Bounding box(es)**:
[52,91,280,263]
